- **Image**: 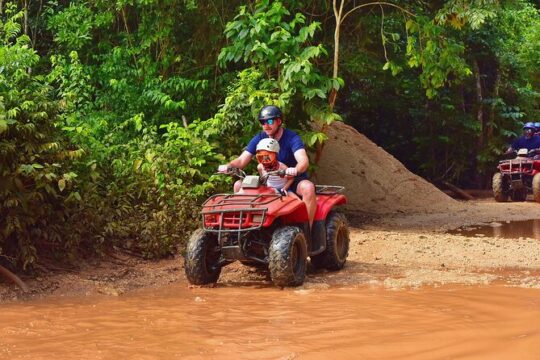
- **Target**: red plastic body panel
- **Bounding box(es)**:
[314,194,347,221]
[203,187,307,228]
[202,187,346,229]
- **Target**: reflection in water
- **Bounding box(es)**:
[0,285,539,359]
[449,219,540,239]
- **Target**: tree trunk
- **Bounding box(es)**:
[488,68,500,142]
[23,0,28,35]
[314,0,344,166]
[473,60,485,148]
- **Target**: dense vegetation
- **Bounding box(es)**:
[0,0,538,270]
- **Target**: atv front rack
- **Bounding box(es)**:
[201,193,282,243]
[498,159,533,174]
[202,193,282,208]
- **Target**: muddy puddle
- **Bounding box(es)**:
[0,284,539,359]
[448,219,540,239]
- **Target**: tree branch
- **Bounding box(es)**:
[342,1,415,23]
[380,4,389,62]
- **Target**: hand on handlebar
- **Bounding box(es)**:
[285,167,297,177]
[217,165,246,178]
[264,170,286,177]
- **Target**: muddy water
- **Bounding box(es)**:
[0,285,539,360]
[448,219,540,239]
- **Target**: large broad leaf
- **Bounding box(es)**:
[58,179,66,192]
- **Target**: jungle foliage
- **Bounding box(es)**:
[0,0,538,269]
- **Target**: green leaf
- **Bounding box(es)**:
[133,159,142,171]
[58,179,66,192]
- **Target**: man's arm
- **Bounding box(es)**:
[228,151,253,169]
[292,149,309,174]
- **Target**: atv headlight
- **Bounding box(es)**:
[252,214,264,224]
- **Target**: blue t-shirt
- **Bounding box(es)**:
[246,128,307,180]
[511,135,540,152]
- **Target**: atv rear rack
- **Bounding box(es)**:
[315,185,345,195]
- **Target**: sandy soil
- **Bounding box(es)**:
[2,123,539,302]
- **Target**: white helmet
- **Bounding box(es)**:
[256,138,280,153]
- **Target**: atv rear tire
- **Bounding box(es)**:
[269,226,307,287]
[492,172,509,202]
[185,229,222,285]
[533,174,540,203]
[311,211,350,270]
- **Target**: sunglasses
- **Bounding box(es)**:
[259,118,277,126]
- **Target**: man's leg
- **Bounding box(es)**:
[296,180,316,228]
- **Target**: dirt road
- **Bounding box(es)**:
[2,199,540,302]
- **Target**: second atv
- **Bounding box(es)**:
[493,148,540,202]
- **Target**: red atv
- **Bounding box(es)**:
[184,168,350,287]
[493,149,540,202]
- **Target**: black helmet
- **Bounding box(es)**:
[258,105,282,121]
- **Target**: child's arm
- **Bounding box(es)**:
[257,163,265,176]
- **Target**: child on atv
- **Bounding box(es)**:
[254,138,297,197]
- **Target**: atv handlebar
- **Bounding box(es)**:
[501,148,540,160]
[218,167,247,179]
[260,170,287,186]
[220,167,289,186]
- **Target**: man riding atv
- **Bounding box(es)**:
[506,122,540,155]
[186,105,349,287]
[218,105,317,228]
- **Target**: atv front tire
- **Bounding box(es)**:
[533,173,540,203]
[492,172,509,202]
[311,211,350,270]
[185,229,222,285]
[269,226,307,287]
[511,188,527,202]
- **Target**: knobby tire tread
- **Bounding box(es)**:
[269,226,307,287]
[184,229,221,285]
[492,172,508,202]
[533,173,540,203]
[311,211,350,271]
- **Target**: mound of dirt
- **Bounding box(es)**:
[316,121,462,214]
